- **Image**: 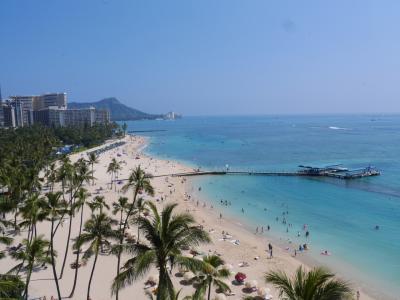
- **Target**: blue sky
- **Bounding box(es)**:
[1,0,400,115]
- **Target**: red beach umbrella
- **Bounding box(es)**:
[235,272,247,282]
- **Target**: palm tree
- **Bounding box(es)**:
[112,197,129,233]
[134,197,148,244]
[45,162,58,192]
[0,212,13,257]
[111,196,130,300]
[88,195,110,213]
[0,274,25,299]
[112,202,211,300]
[41,192,68,300]
[265,266,352,300]
[192,255,231,300]
[145,289,192,300]
[59,159,93,280]
[57,156,73,198]
[17,193,47,244]
[87,152,99,186]
[69,188,91,298]
[9,236,52,300]
[122,123,128,137]
[107,158,121,190]
[114,166,154,300]
[74,213,118,300]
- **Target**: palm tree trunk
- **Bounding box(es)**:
[137,207,141,244]
[14,210,17,228]
[23,264,33,300]
[207,278,212,300]
[17,224,32,276]
[27,224,32,245]
[59,195,74,279]
[92,163,94,186]
[87,247,99,300]
[50,219,62,300]
[157,265,173,300]
[115,188,138,300]
[69,204,84,298]
[115,211,123,300]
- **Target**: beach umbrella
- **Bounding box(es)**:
[235,272,246,283]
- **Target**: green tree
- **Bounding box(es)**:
[74,213,118,300]
[114,166,154,300]
[69,188,91,298]
[107,158,121,190]
[87,152,99,186]
[122,123,128,137]
[112,202,210,300]
[9,236,52,300]
[59,158,93,280]
[45,162,58,192]
[134,197,148,244]
[41,192,68,300]
[111,196,130,300]
[88,195,110,213]
[17,193,47,244]
[265,266,352,300]
[192,255,231,300]
[0,274,25,299]
[0,209,14,259]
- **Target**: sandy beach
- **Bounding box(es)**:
[0,135,373,300]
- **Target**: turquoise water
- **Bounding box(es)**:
[123,115,400,298]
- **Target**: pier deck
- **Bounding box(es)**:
[144,166,380,180]
[115,164,380,181]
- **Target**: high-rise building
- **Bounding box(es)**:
[32,93,67,110]
[34,106,110,127]
[2,92,110,128]
[3,104,16,128]
[9,96,35,127]
[0,104,4,127]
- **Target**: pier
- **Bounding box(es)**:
[130,164,381,180]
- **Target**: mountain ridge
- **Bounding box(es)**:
[68,97,163,121]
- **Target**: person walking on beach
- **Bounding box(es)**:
[256,227,258,234]
[268,243,273,258]
[356,290,360,300]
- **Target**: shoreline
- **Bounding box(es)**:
[138,135,392,300]
[0,135,385,299]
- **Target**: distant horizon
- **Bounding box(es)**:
[2,92,400,116]
[2,1,400,115]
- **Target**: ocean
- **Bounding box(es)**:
[122,115,400,299]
